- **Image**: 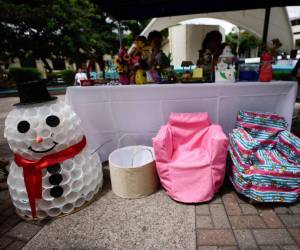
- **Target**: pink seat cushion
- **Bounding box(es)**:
[153,112,228,203]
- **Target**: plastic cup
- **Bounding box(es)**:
[60,171,71,185]
[24,107,38,117]
[65,192,80,203]
[53,132,67,143]
[15,140,27,148]
[61,184,71,196]
[72,180,83,192]
[86,191,95,201]
[37,210,47,219]
[74,155,84,165]
[7,176,14,189]
[74,197,85,208]
[15,179,25,192]
[81,185,90,196]
[38,107,51,116]
[42,178,52,188]
[50,103,61,112]
[83,173,91,184]
[15,199,28,210]
[25,209,33,218]
[38,199,52,210]
[47,207,61,217]
[62,203,74,214]
[52,197,66,207]
[18,191,28,200]
[42,188,54,201]
[71,168,83,181]
[43,138,55,148]
[62,159,74,172]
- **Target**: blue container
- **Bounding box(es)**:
[239,64,259,81]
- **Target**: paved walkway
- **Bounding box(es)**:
[0,96,299,250]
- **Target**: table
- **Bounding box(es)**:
[65,81,297,161]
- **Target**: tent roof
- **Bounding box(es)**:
[140,8,294,51]
[98,0,300,20]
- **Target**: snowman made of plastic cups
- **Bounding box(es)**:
[4,81,103,219]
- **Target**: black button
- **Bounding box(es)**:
[17,121,30,133]
[49,174,63,185]
[47,164,61,174]
[46,115,60,127]
[50,186,64,198]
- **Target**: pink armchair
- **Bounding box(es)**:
[152,112,229,203]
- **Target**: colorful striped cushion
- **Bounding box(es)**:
[228,111,300,203]
[229,127,260,156]
[277,131,300,165]
[229,145,300,203]
[236,111,287,148]
[236,111,288,130]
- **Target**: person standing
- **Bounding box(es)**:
[197,31,223,67]
[197,31,223,82]
[74,68,87,86]
[147,30,170,82]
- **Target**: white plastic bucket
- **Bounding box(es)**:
[108,146,159,199]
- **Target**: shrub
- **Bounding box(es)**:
[272,71,295,81]
[0,80,16,90]
[47,71,61,83]
[9,67,42,83]
[61,69,75,85]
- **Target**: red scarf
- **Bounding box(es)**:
[14,136,87,218]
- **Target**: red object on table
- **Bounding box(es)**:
[80,79,94,86]
[259,52,273,82]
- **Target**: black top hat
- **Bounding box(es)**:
[14,80,57,106]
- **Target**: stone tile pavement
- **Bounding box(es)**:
[195,180,300,250]
[0,96,300,249]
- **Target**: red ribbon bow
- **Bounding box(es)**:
[14,136,87,218]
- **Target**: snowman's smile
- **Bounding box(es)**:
[29,141,58,153]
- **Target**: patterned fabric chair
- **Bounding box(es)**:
[229,111,300,203]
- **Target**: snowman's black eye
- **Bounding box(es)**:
[46,115,60,127]
[17,121,30,133]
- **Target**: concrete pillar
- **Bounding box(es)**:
[168,24,223,67]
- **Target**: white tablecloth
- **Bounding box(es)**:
[65,82,297,161]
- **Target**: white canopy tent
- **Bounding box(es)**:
[141,7,294,52]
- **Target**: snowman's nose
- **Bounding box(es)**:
[35,136,43,144]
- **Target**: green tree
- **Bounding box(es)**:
[296,39,300,50]
[0,0,119,72]
[120,20,150,47]
[226,30,261,58]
